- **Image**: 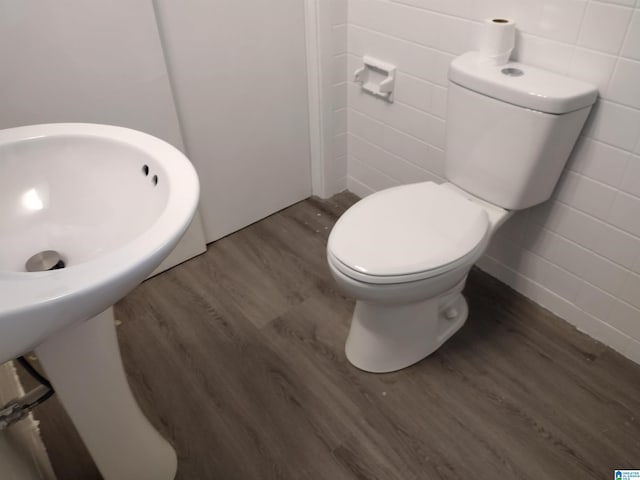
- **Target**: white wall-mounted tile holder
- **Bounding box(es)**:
[354,55,396,103]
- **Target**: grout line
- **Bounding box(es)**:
[348,152,401,185]
[349,131,445,179]
[348,24,459,59]
[348,106,445,153]
[347,80,446,121]
[484,252,640,324]
[387,0,484,23]
[531,204,639,274]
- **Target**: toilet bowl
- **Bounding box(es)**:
[327,182,511,373]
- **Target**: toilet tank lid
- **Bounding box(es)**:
[449,52,598,114]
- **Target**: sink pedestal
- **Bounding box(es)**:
[35,307,177,480]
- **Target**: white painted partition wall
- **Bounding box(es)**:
[154,1,313,242]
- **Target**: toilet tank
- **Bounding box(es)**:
[445,52,598,210]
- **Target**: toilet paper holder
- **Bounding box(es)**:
[354,56,396,103]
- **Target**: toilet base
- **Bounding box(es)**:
[345,285,468,373]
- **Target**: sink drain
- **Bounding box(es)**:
[25,251,66,272]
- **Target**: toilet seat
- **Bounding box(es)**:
[328,182,490,285]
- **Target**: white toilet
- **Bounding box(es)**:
[327,52,598,373]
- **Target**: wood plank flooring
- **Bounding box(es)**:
[25,192,640,479]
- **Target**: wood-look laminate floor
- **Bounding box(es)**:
[25,192,640,479]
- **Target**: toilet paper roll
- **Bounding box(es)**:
[478,18,516,65]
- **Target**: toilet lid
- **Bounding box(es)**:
[328,182,489,282]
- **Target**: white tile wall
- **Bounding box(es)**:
[321,0,349,195]
[578,2,632,53]
[338,0,640,363]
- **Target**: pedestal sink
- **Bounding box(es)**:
[0,123,200,479]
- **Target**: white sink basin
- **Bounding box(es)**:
[0,123,200,480]
[0,123,199,364]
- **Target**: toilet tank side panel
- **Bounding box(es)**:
[444,83,587,210]
[525,106,591,205]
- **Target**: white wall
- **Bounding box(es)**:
[0,1,207,273]
[154,0,313,242]
[0,2,183,147]
[342,0,640,363]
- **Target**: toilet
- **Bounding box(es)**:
[327,52,598,373]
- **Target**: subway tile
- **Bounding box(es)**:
[503,0,587,44]
[331,54,348,85]
[327,154,348,185]
[390,101,446,148]
[579,251,629,295]
[333,108,347,136]
[515,251,581,301]
[536,0,587,44]
[584,100,640,151]
[392,0,475,19]
[578,2,633,54]
[619,155,640,197]
[348,108,385,144]
[486,234,524,269]
[346,53,361,84]
[332,25,347,55]
[330,0,348,26]
[568,48,617,95]
[608,192,640,237]
[348,83,446,148]
[350,0,440,49]
[381,125,446,176]
[394,73,435,114]
[347,174,376,198]
[569,137,630,187]
[599,0,635,7]
[496,210,529,244]
[431,86,448,119]
[530,201,640,267]
[436,15,473,54]
[523,225,591,276]
[333,133,347,158]
[334,175,348,193]
[347,155,399,193]
[349,133,436,184]
[607,58,640,109]
[621,10,640,59]
[620,272,640,309]
[476,256,520,294]
[332,83,347,110]
[586,223,640,269]
[527,198,565,229]
[633,253,640,274]
[467,0,522,23]
[608,299,640,341]
[554,171,618,220]
[575,281,616,321]
[514,33,574,73]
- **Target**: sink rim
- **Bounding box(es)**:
[0,123,200,361]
